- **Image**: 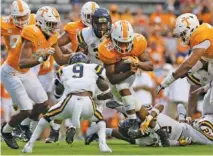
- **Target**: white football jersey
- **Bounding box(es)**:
[193,115,213,141]
[157,114,183,141]
[57,63,106,96]
[77,27,104,65]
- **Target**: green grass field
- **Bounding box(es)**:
[1,140,213,155]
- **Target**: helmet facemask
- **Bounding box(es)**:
[12,12,30,28]
[92,17,111,38]
[82,13,92,26]
[112,38,133,54]
[40,19,60,36]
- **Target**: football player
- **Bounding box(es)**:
[44,1,100,143]
[22,52,112,153]
[192,114,213,142]
[1,6,71,149]
[58,1,99,52]
[1,0,36,149]
[118,108,213,146]
[98,20,154,137]
[156,13,213,104]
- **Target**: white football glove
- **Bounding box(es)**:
[156,73,176,94]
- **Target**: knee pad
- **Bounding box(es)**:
[122,95,139,111]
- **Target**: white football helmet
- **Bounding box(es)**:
[111,20,134,54]
[80,1,99,27]
[10,0,31,28]
[36,6,60,36]
[173,13,200,45]
[192,115,213,139]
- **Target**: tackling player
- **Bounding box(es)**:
[156,13,213,102]
[45,1,100,143]
[22,52,112,153]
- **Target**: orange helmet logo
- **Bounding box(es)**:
[182,17,191,28]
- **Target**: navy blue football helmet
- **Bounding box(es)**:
[91,8,112,38]
[68,52,89,64]
[118,119,150,139]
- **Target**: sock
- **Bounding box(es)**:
[86,122,98,136]
[105,128,113,137]
[30,120,38,133]
[153,123,160,132]
[3,123,14,133]
[97,121,106,144]
[21,118,31,126]
[29,118,49,145]
[128,114,137,119]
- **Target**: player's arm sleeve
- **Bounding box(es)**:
[95,65,106,80]
[192,40,211,50]
[54,68,64,99]
[76,30,88,49]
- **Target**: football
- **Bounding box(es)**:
[114,60,131,73]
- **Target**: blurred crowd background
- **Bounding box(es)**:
[1,0,213,138]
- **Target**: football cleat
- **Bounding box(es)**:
[99,142,112,153]
[12,125,24,141]
[45,127,59,143]
[1,124,19,149]
[22,142,33,153]
[66,127,76,144]
[85,133,99,145]
[106,100,123,109]
[20,125,32,142]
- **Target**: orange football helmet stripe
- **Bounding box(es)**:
[121,20,128,40]
[16,0,24,13]
[52,7,60,19]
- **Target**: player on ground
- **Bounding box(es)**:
[22,52,112,153]
[156,13,213,100]
[98,20,153,138]
[118,105,213,146]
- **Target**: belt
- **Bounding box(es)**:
[69,91,92,97]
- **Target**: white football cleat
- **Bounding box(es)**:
[22,142,33,153]
[99,143,112,153]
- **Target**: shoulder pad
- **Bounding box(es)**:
[131,33,147,56]
[98,39,118,64]
[21,25,38,42]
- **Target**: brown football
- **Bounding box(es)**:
[114,60,131,73]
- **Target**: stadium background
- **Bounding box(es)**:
[1,0,213,140]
